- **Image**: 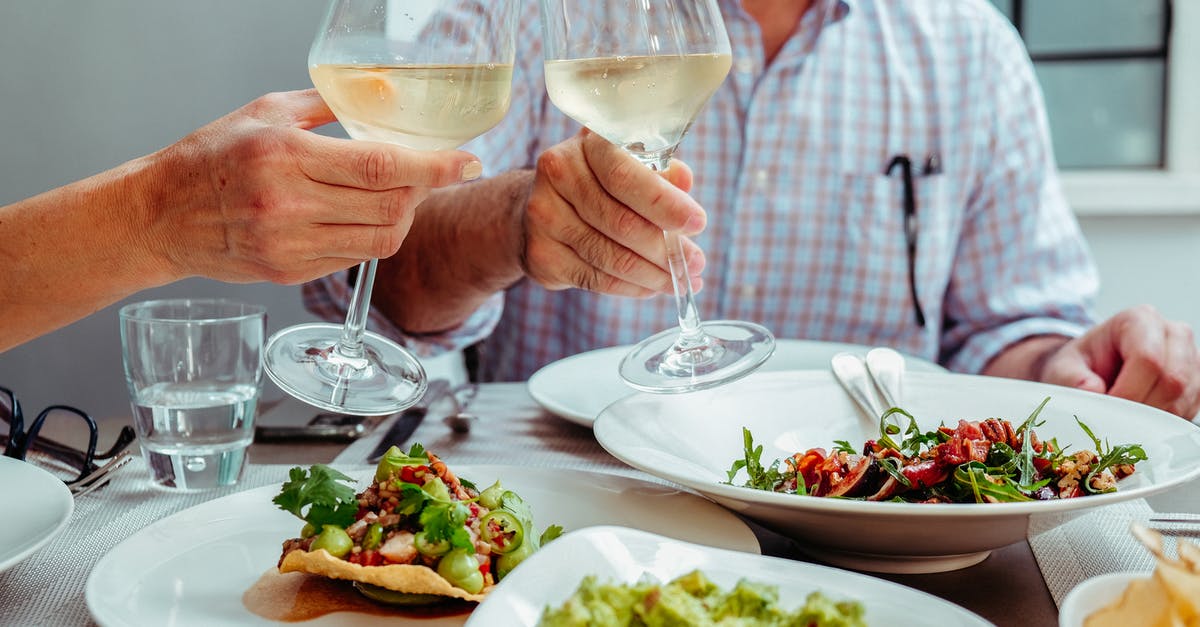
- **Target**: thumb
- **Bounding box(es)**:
[246,89,337,130]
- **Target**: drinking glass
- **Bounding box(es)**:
[120,299,266,490]
[263,0,520,415]
[539,0,776,393]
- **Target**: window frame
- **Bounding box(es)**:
[1055,0,1200,216]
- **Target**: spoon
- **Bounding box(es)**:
[865,346,906,411]
[443,383,479,434]
[830,352,885,421]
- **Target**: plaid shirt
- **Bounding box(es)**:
[305,0,1098,382]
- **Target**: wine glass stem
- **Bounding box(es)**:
[663,229,706,347]
[639,153,707,350]
[338,259,378,362]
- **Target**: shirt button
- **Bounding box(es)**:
[735,57,755,75]
[755,169,769,187]
[740,285,757,299]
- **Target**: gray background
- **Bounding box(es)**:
[1,1,1197,422]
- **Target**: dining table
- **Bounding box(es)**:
[2,381,1197,627]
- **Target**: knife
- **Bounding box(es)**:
[366,379,452,463]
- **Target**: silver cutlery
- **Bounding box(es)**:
[831,347,906,422]
[366,379,452,463]
[68,450,134,498]
[443,383,480,434]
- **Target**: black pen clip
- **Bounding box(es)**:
[886,154,927,328]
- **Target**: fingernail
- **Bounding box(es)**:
[461,161,483,181]
[684,213,706,233]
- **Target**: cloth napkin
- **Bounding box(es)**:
[1028,498,1180,606]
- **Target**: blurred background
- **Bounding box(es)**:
[1,0,1197,421]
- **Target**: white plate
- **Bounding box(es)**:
[594,370,1200,574]
[528,340,944,427]
[86,465,759,626]
[467,526,992,626]
[1058,571,1147,627]
[0,456,74,574]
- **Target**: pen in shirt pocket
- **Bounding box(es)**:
[885,152,941,328]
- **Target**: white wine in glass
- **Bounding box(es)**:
[540,0,775,393]
[263,0,518,415]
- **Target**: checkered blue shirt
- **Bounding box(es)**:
[304,0,1098,381]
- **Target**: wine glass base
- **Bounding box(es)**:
[263,323,427,416]
[619,320,776,394]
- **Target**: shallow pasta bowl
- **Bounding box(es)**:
[594,370,1200,574]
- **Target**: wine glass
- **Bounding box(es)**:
[538,0,775,393]
[263,0,519,415]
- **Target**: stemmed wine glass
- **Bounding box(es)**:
[263,0,519,415]
[538,0,776,393]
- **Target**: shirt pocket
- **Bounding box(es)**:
[834,172,956,335]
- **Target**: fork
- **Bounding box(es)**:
[67,450,134,497]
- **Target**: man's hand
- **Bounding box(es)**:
[520,129,708,298]
[1038,306,1200,419]
[143,89,482,286]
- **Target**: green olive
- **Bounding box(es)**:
[300,522,317,539]
[363,523,384,551]
[310,524,353,558]
[437,548,485,594]
[414,530,450,557]
[478,481,504,510]
[374,446,406,482]
[422,476,452,502]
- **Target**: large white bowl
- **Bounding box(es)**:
[594,370,1200,574]
[467,526,991,626]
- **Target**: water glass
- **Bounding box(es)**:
[119,299,266,490]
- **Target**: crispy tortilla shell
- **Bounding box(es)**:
[278,549,489,603]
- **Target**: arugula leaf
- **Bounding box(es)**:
[726,428,795,492]
[1076,417,1148,494]
[952,462,1033,503]
[832,440,858,455]
[273,465,359,529]
[1015,397,1051,487]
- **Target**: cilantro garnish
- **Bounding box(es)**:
[419,501,474,550]
[272,464,359,529]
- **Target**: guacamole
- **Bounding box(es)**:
[539,570,866,627]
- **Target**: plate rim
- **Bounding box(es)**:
[594,370,1200,518]
[0,455,74,574]
[466,524,993,626]
[84,464,761,626]
[527,340,945,427]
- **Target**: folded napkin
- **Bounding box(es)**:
[1028,499,1159,606]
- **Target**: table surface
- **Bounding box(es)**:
[15,382,1200,627]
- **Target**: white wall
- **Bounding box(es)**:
[1079,216,1200,335]
[0,1,459,421]
[1,2,1197,423]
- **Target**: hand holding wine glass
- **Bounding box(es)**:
[538,0,776,393]
[263,0,519,415]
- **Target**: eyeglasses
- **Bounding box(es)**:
[1,385,136,487]
[885,153,941,328]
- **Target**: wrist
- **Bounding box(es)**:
[117,147,191,286]
[983,334,1072,381]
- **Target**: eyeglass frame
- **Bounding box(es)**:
[0,385,136,484]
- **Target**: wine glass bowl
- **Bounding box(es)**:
[263,0,519,415]
[539,0,776,393]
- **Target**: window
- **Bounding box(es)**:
[988,0,1200,215]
